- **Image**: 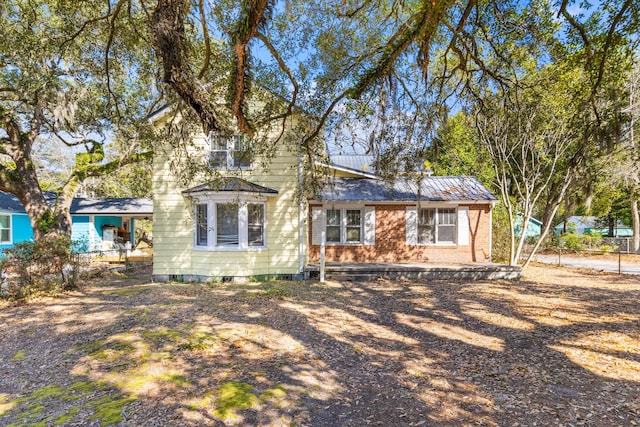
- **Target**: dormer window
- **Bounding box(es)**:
[208,134,252,169]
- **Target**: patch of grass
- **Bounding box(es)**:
[79,341,104,354]
[265,287,292,298]
[0,397,18,416]
[141,327,182,343]
[260,384,287,401]
[212,381,259,419]
[11,350,25,361]
[102,362,189,396]
[54,406,79,425]
[87,395,137,426]
[179,332,220,352]
[30,384,66,400]
[187,391,214,411]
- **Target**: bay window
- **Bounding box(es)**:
[194,200,266,249]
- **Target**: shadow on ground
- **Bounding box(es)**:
[1,265,639,426]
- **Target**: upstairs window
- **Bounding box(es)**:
[208,134,252,169]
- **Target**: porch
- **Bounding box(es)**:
[304,262,521,281]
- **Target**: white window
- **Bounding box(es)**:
[0,214,10,244]
[325,208,362,244]
[247,203,265,247]
[208,134,252,169]
[194,200,266,250]
[196,204,208,246]
[417,207,457,244]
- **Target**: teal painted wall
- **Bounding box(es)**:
[94,216,122,237]
[0,213,34,252]
[1,214,126,254]
[71,216,92,252]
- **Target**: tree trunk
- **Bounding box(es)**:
[608,214,615,237]
[11,150,69,241]
[631,197,640,253]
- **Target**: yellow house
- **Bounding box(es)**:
[151,108,498,282]
[151,107,308,281]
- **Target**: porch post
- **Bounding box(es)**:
[320,230,326,283]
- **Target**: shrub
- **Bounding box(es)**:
[560,233,583,251]
[0,235,80,300]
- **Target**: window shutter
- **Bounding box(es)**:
[311,207,323,245]
[457,206,469,246]
[364,206,376,245]
[406,206,417,245]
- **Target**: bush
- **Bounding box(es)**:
[0,235,80,300]
[560,233,583,251]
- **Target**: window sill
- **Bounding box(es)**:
[325,242,364,246]
[415,243,458,247]
[193,246,266,252]
[209,166,254,172]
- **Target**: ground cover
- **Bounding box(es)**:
[1,264,639,426]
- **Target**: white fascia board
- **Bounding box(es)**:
[147,105,173,124]
[315,161,379,179]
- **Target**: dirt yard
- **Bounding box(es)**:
[1,264,639,426]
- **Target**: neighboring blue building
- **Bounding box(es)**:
[514,214,543,239]
[554,216,633,237]
[0,191,152,252]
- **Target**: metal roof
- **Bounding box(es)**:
[70,198,153,215]
[0,191,152,215]
[182,177,278,195]
[315,177,497,202]
[329,155,376,174]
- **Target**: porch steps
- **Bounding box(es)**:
[306,263,521,281]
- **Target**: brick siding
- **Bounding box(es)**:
[309,204,492,263]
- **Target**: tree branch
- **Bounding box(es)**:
[152,0,221,134]
[230,0,272,136]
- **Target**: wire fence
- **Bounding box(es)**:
[529,235,640,275]
[540,235,636,254]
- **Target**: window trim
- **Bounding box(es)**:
[0,213,11,245]
[324,207,363,245]
[416,206,458,246]
[193,196,267,251]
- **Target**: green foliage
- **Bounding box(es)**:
[491,205,511,263]
[431,112,495,185]
[36,210,57,234]
[0,235,78,300]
